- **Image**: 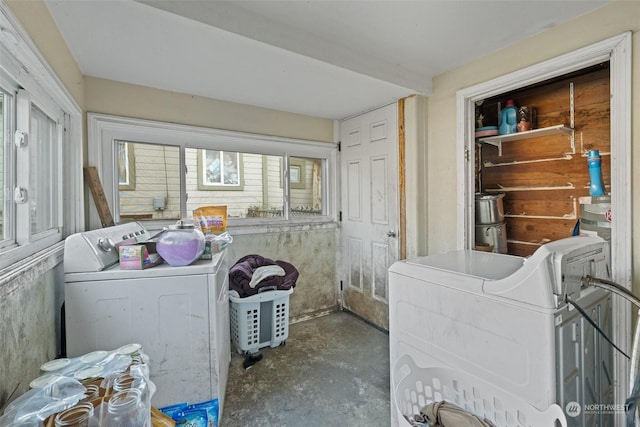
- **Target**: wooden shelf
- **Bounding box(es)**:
[478,125,574,156]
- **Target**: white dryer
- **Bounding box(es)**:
[389,236,613,427]
[64,222,231,410]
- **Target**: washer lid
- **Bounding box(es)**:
[64,251,224,282]
[404,250,524,280]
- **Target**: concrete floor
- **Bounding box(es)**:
[221,311,390,426]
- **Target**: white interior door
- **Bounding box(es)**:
[340,103,399,330]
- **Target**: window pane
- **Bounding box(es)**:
[30,104,58,235]
[0,91,5,241]
[291,157,324,217]
[117,140,181,221]
[202,150,241,186]
[186,148,284,219]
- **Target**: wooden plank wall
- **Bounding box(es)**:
[477,65,610,257]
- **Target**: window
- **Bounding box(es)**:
[26,98,61,238]
[1,85,64,255]
[196,150,243,190]
[89,114,336,228]
[0,4,82,271]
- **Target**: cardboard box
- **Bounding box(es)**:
[119,242,163,270]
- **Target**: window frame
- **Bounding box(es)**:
[0,75,17,252]
[15,89,64,245]
[0,3,83,273]
[87,113,338,231]
[117,141,136,191]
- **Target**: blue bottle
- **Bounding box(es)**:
[587,150,605,196]
[499,100,518,135]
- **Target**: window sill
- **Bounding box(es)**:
[227,219,339,236]
[0,241,64,289]
[143,218,339,236]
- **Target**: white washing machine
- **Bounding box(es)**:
[389,236,613,427]
[63,222,231,410]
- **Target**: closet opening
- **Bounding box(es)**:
[473,63,610,257]
[456,32,631,421]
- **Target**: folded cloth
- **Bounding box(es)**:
[419,401,494,427]
[229,254,299,297]
[249,265,286,288]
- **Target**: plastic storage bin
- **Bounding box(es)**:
[229,289,292,354]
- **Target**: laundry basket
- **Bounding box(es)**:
[392,355,567,427]
[229,289,292,354]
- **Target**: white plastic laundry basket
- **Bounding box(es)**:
[392,355,567,427]
[229,289,292,354]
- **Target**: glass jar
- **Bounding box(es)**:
[113,375,135,392]
[104,389,146,427]
[517,106,532,132]
[54,402,94,427]
[113,372,151,414]
[81,384,100,402]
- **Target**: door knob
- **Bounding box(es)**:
[387,231,397,238]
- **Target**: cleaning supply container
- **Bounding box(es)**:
[587,149,605,196]
[580,196,611,242]
[155,224,205,266]
[499,100,518,135]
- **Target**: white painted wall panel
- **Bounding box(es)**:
[370,156,388,224]
[347,161,361,221]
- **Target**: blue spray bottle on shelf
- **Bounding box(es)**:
[498,99,518,135]
[587,149,605,196]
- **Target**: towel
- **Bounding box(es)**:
[229,254,299,297]
[249,265,286,288]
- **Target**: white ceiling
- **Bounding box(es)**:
[44,0,609,120]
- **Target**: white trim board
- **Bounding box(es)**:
[456,32,632,423]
